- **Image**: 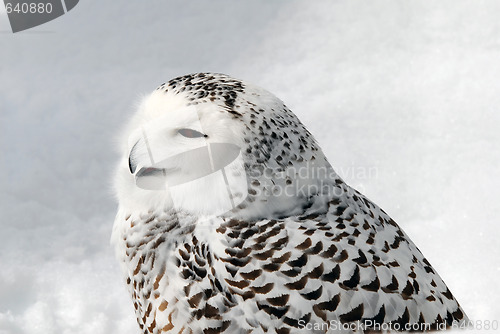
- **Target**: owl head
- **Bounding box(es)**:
[115,73,339,219]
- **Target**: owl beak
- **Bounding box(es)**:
[128,141,139,174]
[128,140,170,190]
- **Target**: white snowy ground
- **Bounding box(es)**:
[0,1,499,333]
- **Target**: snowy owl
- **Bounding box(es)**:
[112,73,467,333]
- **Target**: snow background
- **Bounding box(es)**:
[0,1,499,333]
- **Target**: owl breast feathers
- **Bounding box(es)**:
[111,73,468,333]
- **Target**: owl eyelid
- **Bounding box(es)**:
[177,128,208,138]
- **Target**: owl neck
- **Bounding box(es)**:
[111,208,196,263]
[226,161,345,221]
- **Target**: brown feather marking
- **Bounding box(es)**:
[225,279,250,289]
[341,266,360,289]
[271,235,289,249]
[257,303,289,319]
[305,241,323,255]
[188,292,203,308]
[251,282,274,294]
[442,288,454,300]
[320,244,337,258]
[308,263,324,279]
[313,304,327,321]
[158,300,168,312]
[203,303,221,319]
[401,280,414,299]
[267,294,290,306]
[133,256,144,275]
[288,253,308,267]
[334,249,348,262]
[178,249,190,261]
[322,264,341,283]
[240,269,262,280]
[301,285,323,300]
[262,262,281,272]
[272,251,292,264]
[285,275,308,290]
[254,248,275,260]
[362,276,380,292]
[382,275,399,293]
[281,267,301,277]
[315,293,341,312]
[296,237,312,250]
[339,303,364,322]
